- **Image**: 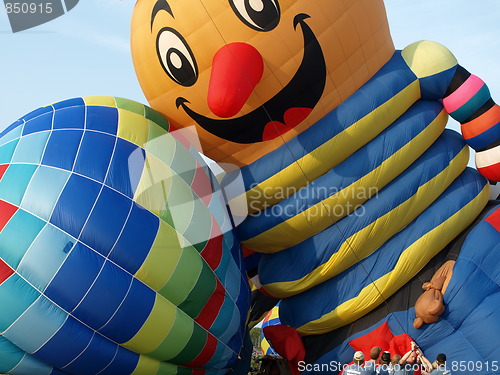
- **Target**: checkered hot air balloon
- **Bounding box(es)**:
[0,97,250,375]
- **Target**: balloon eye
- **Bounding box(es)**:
[156,27,198,87]
[229,0,280,32]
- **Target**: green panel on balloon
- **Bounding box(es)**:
[177,260,216,317]
[115,97,146,116]
[144,105,170,132]
[170,322,207,364]
[159,246,203,306]
[148,310,194,361]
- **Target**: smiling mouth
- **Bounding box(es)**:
[176,13,327,144]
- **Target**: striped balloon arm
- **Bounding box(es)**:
[401,41,500,182]
[442,66,500,181]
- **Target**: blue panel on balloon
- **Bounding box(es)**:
[62,333,117,375]
[18,224,75,291]
[80,186,132,256]
[100,278,155,343]
[50,174,102,238]
[21,166,71,221]
[0,164,38,206]
[33,316,93,369]
[73,261,131,330]
[97,345,139,375]
[52,98,84,110]
[53,106,85,130]
[0,139,19,164]
[42,129,83,171]
[6,354,52,375]
[0,274,40,332]
[22,111,53,136]
[0,336,24,374]
[21,106,53,124]
[3,296,66,354]
[0,210,45,269]
[109,203,159,274]
[12,131,50,164]
[73,131,116,182]
[0,119,23,140]
[105,138,145,198]
[211,298,236,340]
[85,106,118,135]
[45,243,105,312]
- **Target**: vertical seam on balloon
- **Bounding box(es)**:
[16,164,42,214]
[96,277,134,332]
[70,140,120,313]
[94,344,120,375]
[74,136,119,242]
[70,116,86,172]
[14,222,60,286]
[105,200,136,258]
[5,352,28,374]
[59,331,96,370]
[43,107,74,222]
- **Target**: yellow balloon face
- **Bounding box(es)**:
[132,0,394,166]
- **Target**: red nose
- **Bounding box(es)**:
[208,42,264,118]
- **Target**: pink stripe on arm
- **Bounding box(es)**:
[443,74,485,113]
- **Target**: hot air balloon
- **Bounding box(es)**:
[130,0,500,373]
[260,305,280,356]
[0,97,251,375]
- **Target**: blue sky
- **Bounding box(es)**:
[1,0,499,136]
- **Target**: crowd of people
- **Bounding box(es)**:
[344,342,451,375]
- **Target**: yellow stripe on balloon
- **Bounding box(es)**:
[131,355,161,375]
[148,310,194,360]
[117,108,150,147]
[135,220,183,292]
[123,294,177,354]
[242,109,447,253]
[402,41,458,79]
[297,184,490,335]
[261,339,271,355]
[263,145,469,298]
[83,96,117,107]
[131,354,183,375]
[134,152,174,218]
[240,79,421,214]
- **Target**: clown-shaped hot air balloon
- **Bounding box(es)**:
[0,97,251,375]
[131,0,500,371]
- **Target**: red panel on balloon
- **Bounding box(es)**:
[0,164,9,180]
[0,258,14,285]
[0,200,18,232]
[485,207,500,232]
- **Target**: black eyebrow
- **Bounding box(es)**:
[151,0,174,30]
